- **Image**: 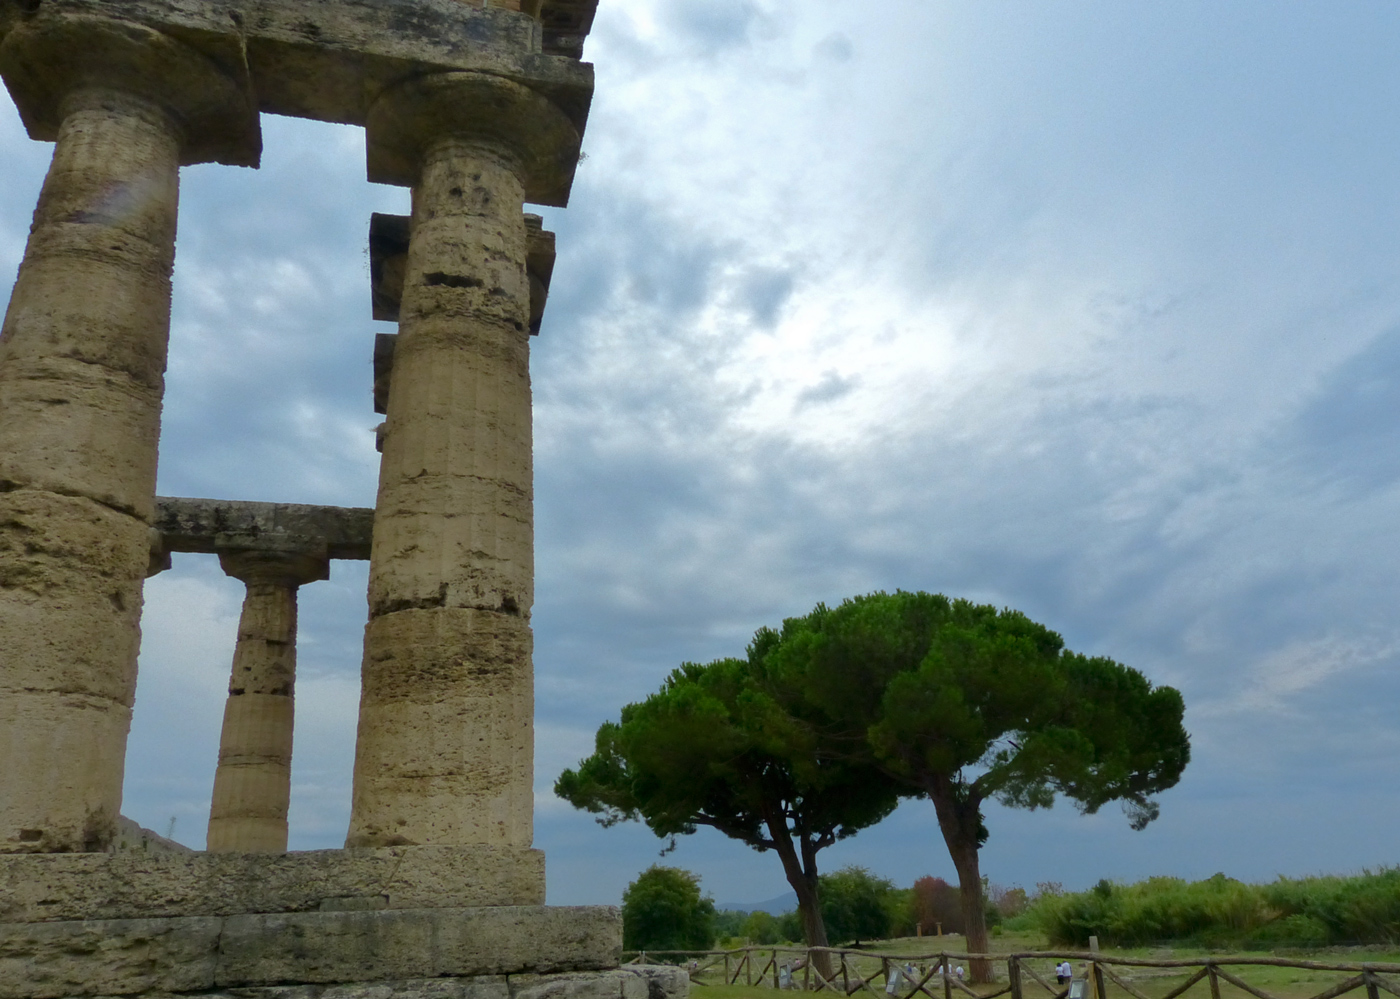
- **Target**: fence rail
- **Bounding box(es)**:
[620,945,1400,999]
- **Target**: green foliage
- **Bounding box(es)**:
[755,589,1191,964]
[1261,869,1400,945]
[887,887,916,938]
[759,591,1189,833]
[993,885,1030,918]
[778,909,804,942]
[1030,869,1400,948]
[820,866,896,943]
[713,909,747,943]
[555,654,904,948]
[740,909,785,944]
[621,866,717,951]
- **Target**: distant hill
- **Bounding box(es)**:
[717,891,798,914]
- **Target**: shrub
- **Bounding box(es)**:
[911,876,964,935]
[741,909,785,944]
[1029,869,1400,948]
[622,866,717,950]
[820,866,895,943]
[778,909,804,942]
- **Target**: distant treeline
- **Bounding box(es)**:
[1021,870,1400,949]
[630,865,1400,952]
[716,868,1029,947]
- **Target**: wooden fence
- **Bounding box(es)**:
[621,946,1400,999]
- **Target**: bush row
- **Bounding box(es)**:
[1030,870,1400,948]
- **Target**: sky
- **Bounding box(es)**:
[3,0,1400,908]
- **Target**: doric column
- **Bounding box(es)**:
[0,14,258,853]
[346,72,578,850]
[207,550,328,854]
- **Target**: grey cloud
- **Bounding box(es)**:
[740,266,794,328]
[795,370,857,409]
[813,33,855,64]
[1284,323,1400,492]
[661,0,762,57]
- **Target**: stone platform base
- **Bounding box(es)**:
[38,968,689,999]
[0,847,545,923]
[0,905,623,999]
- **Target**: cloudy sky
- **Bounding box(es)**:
[3,0,1400,907]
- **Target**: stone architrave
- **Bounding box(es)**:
[0,12,258,854]
[206,549,329,854]
[345,72,579,853]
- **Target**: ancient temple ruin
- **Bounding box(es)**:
[0,2,677,997]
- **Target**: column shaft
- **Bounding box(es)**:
[0,88,182,853]
[207,550,325,853]
[207,582,297,853]
[347,139,535,848]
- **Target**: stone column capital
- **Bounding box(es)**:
[218,549,330,589]
[365,71,579,206]
[0,12,260,167]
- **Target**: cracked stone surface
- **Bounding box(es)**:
[207,551,329,854]
[347,72,576,853]
[0,25,241,851]
[0,906,622,998]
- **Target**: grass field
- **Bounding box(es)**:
[660,930,1400,999]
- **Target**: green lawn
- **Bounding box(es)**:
[669,931,1400,999]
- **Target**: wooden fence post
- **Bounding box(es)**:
[774,949,780,988]
[1366,972,1381,999]
[943,953,952,999]
[804,949,812,992]
[725,954,731,985]
[842,952,850,995]
[1009,957,1023,999]
[747,948,754,986]
[1208,966,1221,999]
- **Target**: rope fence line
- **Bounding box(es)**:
[620,945,1400,999]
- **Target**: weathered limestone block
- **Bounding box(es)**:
[206,550,329,854]
[153,497,374,561]
[5,0,596,198]
[352,610,534,847]
[0,847,545,923]
[217,905,619,986]
[369,212,556,334]
[0,12,257,853]
[0,915,223,999]
[0,11,260,167]
[510,970,649,999]
[347,72,578,854]
[0,906,620,998]
[17,969,684,999]
[618,967,691,999]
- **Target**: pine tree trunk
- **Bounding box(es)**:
[793,874,833,980]
[948,839,992,983]
[764,810,833,980]
[926,778,993,983]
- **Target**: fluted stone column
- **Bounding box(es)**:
[206,550,328,854]
[346,72,578,851]
[0,14,257,853]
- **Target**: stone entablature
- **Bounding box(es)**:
[152,496,375,564]
[0,0,595,201]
